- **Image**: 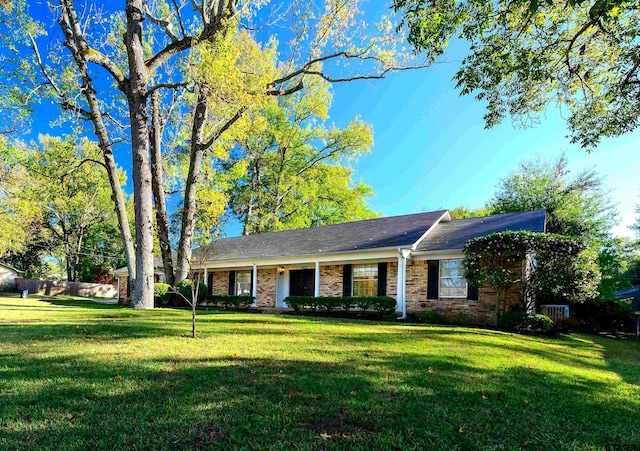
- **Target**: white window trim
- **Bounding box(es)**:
[351,263,379,297]
[438,259,468,299]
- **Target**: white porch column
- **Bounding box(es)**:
[203,267,208,287]
[397,254,405,315]
[397,249,410,319]
[314,261,320,297]
[252,264,258,307]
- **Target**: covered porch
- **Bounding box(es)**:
[199,250,412,315]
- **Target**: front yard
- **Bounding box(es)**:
[0,294,639,450]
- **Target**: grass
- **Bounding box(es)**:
[1,294,639,450]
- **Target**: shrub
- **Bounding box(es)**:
[316,296,343,311]
[500,312,554,334]
[342,297,356,311]
[519,314,555,334]
[554,316,579,334]
[207,294,255,308]
[283,296,396,313]
[177,279,207,303]
[154,283,171,299]
[284,296,316,312]
[570,300,635,334]
[153,283,172,307]
[415,309,446,324]
[499,311,528,330]
[366,296,396,312]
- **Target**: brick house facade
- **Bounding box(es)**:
[114,209,544,324]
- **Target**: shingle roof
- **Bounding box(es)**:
[193,210,449,261]
[415,210,547,252]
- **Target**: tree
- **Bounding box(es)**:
[0,136,41,256]
[1,220,53,278]
[2,1,433,306]
[226,80,378,234]
[449,206,491,220]
[7,135,123,282]
[596,238,638,301]
[394,0,640,148]
[489,155,614,244]
[463,231,600,324]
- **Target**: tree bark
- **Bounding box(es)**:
[174,89,208,284]
[125,0,155,309]
[150,91,175,286]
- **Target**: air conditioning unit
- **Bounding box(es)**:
[541,304,570,322]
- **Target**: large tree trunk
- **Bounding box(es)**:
[150,91,175,286]
[174,89,208,283]
[125,0,155,309]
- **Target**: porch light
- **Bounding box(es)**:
[277,266,285,274]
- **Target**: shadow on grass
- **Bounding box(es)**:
[1,330,639,449]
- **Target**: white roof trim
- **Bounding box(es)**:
[408,210,451,251]
[198,249,400,270]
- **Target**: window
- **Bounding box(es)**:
[236,270,252,295]
[439,259,468,298]
[352,264,378,296]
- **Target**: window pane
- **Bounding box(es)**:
[352,264,378,297]
[236,271,251,295]
[439,259,468,298]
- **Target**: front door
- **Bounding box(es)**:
[289,269,315,296]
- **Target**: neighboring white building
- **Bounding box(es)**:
[0,262,19,290]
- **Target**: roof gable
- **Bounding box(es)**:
[416,210,547,252]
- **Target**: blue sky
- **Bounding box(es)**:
[25,2,639,239]
[328,42,640,238]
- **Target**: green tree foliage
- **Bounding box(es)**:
[394,0,640,148]
[226,80,378,234]
[489,155,614,244]
[2,220,53,278]
[4,135,125,282]
[486,155,626,301]
[0,0,432,306]
[596,238,638,301]
[464,231,600,323]
[449,205,492,220]
[0,136,41,255]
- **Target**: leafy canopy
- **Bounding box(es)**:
[394,0,640,148]
[463,230,600,317]
[489,155,614,244]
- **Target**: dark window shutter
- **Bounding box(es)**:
[250,269,254,295]
[228,271,236,295]
[207,272,214,295]
[342,264,352,296]
[467,283,479,301]
[427,260,439,300]
[377,262,387,296]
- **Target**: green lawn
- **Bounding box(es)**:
[1,294,639,450]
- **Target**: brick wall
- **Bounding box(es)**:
[118,276,129,305]
[405,260,428,312]
[319,265,343,296]
[386,261,398,299]
[211,271,229,295]
[257,268,276,308]
[408,259,523,325]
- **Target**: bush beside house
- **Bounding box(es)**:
[284,296,396,313]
